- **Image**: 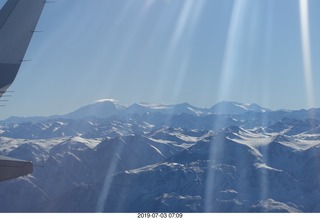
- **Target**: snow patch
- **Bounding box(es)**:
[95,99,119,103]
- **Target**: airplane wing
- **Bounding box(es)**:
[0,155,33,182]
[0,0,45,181]
[0,0,45,97]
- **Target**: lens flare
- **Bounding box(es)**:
[96,141,125,212]
[217,0,248,101]
[153,0,206,102]
[204,0,248,212]
[299,0,314,109]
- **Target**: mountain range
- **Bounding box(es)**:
[1,100,320,212]
[1,99,273,123]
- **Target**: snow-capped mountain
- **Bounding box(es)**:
[126,102,210,116]
[1,100,320,212]
[0,100,274,123]
[210,101,271,115]
[64,99,126,119]
[74,100,272,117]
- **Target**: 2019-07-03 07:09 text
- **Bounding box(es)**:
[137,213,183,218]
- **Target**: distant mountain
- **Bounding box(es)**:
[126,102,210,116]
[2,116,52,124]
[2,104,320,212]
[3,99,320,129]
[3,99,320,212]
[210,101,272,115]
[64,99,126,119]
[0,100,276,123]
[61,100,274,119]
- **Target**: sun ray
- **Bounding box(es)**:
[299,0,315,109]
[205,0,248,212]
[152,0,206,103]
[96,142,125,212]
[217,0,248,101]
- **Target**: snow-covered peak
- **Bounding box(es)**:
[69,136,101,148]
[95,98,119,104]
[126,102,210,116]
[64,99,126,119]
[94,98,126,109]
[211,101,271,115]
[126,103,172,115]
[135,102,173,110]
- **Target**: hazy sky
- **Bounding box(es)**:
[1,0,320,119]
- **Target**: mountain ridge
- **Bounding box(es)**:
[1,100,274,123]
[4,100,320,127]
[1,105,320,212]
